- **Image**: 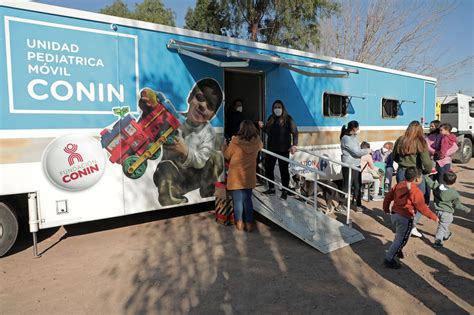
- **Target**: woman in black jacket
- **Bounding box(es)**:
[259,100,298,200]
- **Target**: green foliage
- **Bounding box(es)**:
[184,0,338,50]
[99,0,175,26]
[134,0,175,26]
[184,0,229,35]
[99,0,133,19]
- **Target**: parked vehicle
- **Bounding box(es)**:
[0,2,436,256]
[437,93,474,164]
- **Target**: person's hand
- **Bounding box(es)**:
[289,145,297,155]
[258,121,264,129]
[169,136,188,157]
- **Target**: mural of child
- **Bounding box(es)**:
[153,78,224,206]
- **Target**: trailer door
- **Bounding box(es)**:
[224,70,265,134]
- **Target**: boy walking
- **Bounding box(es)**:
[383,167,439,269]
[425,171,471,247]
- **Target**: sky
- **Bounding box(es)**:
[30,0,474,95]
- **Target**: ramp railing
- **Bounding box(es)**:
[257,149,326,213]
[298,149,362,226]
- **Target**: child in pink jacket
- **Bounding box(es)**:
[427,123,458,184]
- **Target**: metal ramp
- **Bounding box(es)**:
[252,185,365,254]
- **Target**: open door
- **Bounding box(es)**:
[224,70,265,138]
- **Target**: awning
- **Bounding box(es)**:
[167,39,358,78]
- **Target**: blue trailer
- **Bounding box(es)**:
[0,2,436,256]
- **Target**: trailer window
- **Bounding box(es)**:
[323,93,348,117]
[441,103,458,114]
[469,101,474,117]
[382,98,399,118]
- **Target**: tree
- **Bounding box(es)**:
[316,0,473,87]
[184,0,338,50]
[184,0,229,35]
[100,0,175,26]
[99,0,133,19]
[134,0,175,26]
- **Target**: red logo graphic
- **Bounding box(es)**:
[64,143,83,166]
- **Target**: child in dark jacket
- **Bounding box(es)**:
[425,171,471,247]
[383,167,439,269]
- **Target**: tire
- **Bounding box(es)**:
[459,138,472,164]
[0,202,19,257]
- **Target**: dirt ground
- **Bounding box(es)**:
[1,161,473,315]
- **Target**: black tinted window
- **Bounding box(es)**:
[323,93,348,117]
[382,98,399,118]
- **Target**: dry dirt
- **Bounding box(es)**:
[1,161,473,314]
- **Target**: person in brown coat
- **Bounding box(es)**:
[223,120,263,231]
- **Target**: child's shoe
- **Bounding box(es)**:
[443,232,452,241]
[396,251,404,259]
[433,239,443,248]
[410,227,423,237]
[384,258,402,269]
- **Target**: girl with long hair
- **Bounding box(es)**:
[259,100,298,200]
[339,120,370,212]
[393,120,434,237]
[223,120,263,231]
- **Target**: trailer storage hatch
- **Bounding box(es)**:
[167,39,358,78]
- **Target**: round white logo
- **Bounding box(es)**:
[42,134,106,191]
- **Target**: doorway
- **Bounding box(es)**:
[224,70,265,139]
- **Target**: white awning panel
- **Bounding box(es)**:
[167,39,358,78]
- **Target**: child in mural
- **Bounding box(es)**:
[153,78,224,206]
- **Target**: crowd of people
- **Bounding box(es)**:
[221,101,469,270]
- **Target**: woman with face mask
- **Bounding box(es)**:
[225,99,244,141]
[339,120,370,212]
[259,100,298,200]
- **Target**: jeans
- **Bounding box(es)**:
[385,166,394,190]
[436,163,451,185]
[342,167,362,206]
[265,151,290,189]
[231,189,254,222]
[396,167,426,224]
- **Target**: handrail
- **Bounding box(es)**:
[298,148,361,172]
[261,148,326,177]
[293,148,364,225]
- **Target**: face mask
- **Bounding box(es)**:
[236,106,243,112]
[274,108,283,117]
[381,148,388,153]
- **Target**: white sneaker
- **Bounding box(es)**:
[411,227,423,238]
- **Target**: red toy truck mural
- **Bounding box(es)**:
[100,89,181,179]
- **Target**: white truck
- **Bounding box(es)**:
[437,93,474,164]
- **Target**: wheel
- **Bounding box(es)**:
[459,137,472,164]
[147,143,161,160]
[0,202,19,257]
[123,155,147,179]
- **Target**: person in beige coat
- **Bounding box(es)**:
[223,120,263,231]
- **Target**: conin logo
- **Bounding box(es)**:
[64,143,83,166]
[42,135,106,191]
